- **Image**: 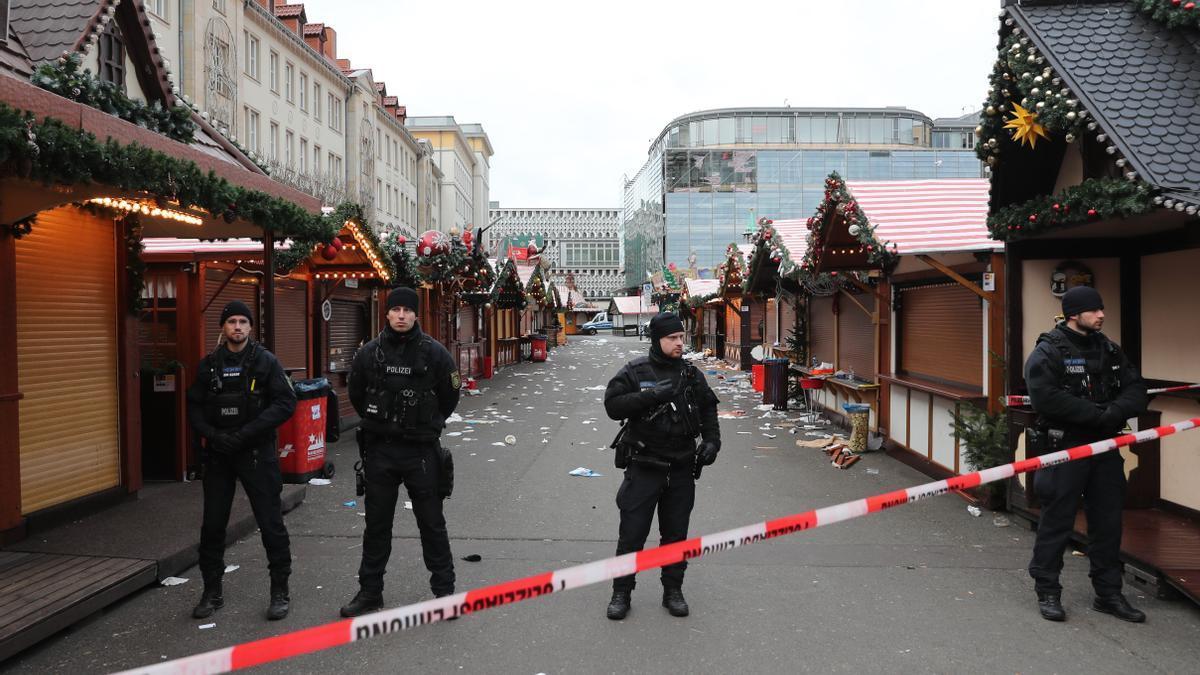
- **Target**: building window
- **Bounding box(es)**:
[244,33,259,79]
[244,108,259,152]
[328,94,341,132]
[98,23,126,91]
[213,0,225,14]
[283,62,294,102]
[285,130,294,165]
[269,51,279,93]
[299,138,308,173]
[149,0,168,20]
[314,144,321,174]
[313,83,322,121]
[299,73,308,112]
[269,122,279,160]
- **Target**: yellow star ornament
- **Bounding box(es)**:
[1003,102,1051,149]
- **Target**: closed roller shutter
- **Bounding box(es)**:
[204,268,258,353]
[15,207,120,513]
[749,298,766,342]
[809,296,835,366]
[273,279,308,377]
[329,299,367,421]
[899,283,982,388]
[779,296,797,347]
[725,299,741,345]
[458,305,477,343]
[838,298,876,379]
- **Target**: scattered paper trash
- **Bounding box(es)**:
[199,623,216,630]
[160,576,189,586]
[308,478,332,486]
[224,565,240,573]
[967,505,983,517]
[343,500,357,508]
[569,467,602,477]
[1071,549,1087,557]
[404,501,412,510]
[866,468,880,475]
[504,435,517,445]
[993,515,1011,528]
[446,413,464,423]
[462,554,483,562]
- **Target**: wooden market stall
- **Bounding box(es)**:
[488,257,526,370]
[681,278,720,352]
[983,0,1200,602]
[608,296,658,337]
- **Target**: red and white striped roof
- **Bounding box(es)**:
[685,278,720,298]
[765,219,809,261]
[844,179,998,255]
[611,296,658,315]
[142,238,293,254]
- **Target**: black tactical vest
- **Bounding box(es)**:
[1036,330,1122,404]
[626,356,702,444]
[361,332,440,440]
[203,344,264,431]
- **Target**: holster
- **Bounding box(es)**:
[437,443,454,499]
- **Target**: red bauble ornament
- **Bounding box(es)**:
[1052,203,1061,212]
[417,230,450,257]
[320,244,338,260]
[1087,208,1098,218]
[330,237,344,250]
[1028,214,1038,223]
[1186,1,1195,10]
[397,235,407,246]
[1172,0,1181,6]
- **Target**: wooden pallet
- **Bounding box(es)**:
[0,551,156,661]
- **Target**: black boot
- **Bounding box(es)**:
[606,590,631,620]
[339,589,384,618]
[266,577,290,621]
[662,587,689,617]
[1037,592,1066,622]
[1093,593,1146,623]
[192,582,224,619]
[435,589,458,621]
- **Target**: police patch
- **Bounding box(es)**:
[450,372,461,390]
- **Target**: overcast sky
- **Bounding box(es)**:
[303,0,1001,208]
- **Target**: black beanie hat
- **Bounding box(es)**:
[387,287,419,313]
[649,312,685,341]
[1061,286,1104,318]
[219,300,253,326]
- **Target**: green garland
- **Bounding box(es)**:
[799,172,896,274]
[32,54,195,144]
[457,248,495,303]
[421,240,468,283]
[379,234,424,289]
[1134,0,1200,30]
[715,242,748,294]
[745,216,803,288]
[987,178,1155,241]
[489,258,527,309]
[686,292,717,310]
[0,103,342,265]
[975,30,1088,168]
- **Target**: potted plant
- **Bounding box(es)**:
[950,403,1011,510]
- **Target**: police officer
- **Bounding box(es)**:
[340,287,461,617]
[603,312,720,620]
[1024,286,1148,623]
[187,300,297,621]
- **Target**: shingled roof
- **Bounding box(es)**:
[1009,1,1200,204]
[9,0,97,66]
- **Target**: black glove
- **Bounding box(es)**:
[211,431,246,455]
[696,440,720,466]
[645,379,678,404]
[1098,406,1127,435]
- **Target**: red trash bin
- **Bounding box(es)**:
[482,356,494,379]
[278,379,332,483]
[752,363,765,392]
[531,335,548,362]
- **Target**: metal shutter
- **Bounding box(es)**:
[273,279,308,377]
[808,296,835,366]
[204,268,258,353]
[837,297,876,379]
[329,299,367,421]
[457,305,476,344]
[899,283,982,388]
[15,207,120,513]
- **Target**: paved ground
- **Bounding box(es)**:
[4,335,1200,674]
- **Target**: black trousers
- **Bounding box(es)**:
[357,442,455,596]
[199,449,291,584]
[613,461,696,592]
[1029,451,1126,596]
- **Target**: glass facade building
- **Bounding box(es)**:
[621,108,985,289]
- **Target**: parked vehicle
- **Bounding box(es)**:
[581,311,612,335]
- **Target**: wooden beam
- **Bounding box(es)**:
[987,253,1007,415]
[916,254,993,302]
[838,286,873,320]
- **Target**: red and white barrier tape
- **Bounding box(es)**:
[1006,383,1200,408]
[116,416,1200,675]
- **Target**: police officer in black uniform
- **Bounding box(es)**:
[603,312,720,620]
[187,300,297,621]
[1024,286,1148,623]
[340,287,461,617]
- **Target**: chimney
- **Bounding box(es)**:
[395,105,407,125]
[303,23,325,54]
[274,4,308,35]
[321,26,337,61]
[336,58,351,72]
[382,96,398,116]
